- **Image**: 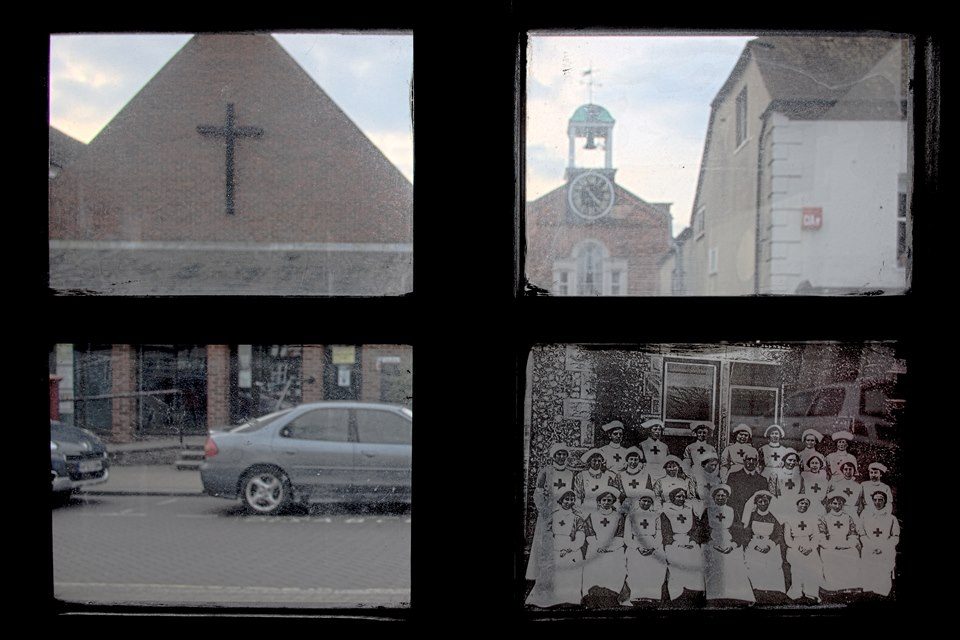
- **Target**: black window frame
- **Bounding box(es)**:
[33,4,939,632]
[512,10,935,628]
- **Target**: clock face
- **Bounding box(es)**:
[568,171,615,220]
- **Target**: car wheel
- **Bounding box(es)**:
[241,467,291,515]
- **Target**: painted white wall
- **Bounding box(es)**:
[766,115,908,293]
[689,59,771,296]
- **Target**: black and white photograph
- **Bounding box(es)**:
[523,342,906,610]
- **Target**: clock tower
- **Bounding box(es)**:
[565,104,617,221]
[526,100,672,296]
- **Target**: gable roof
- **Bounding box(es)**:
[50,33,412,244]
[528,181,672,226]
[48,126,85,171]
[715,35,908,120]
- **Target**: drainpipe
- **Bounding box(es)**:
[754,115,771,295]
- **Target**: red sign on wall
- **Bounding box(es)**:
[802,207,823,230]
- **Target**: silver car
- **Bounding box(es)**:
[200,402,412,515]
[51,419,110,504]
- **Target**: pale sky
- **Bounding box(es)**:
[50,33,754,237]
[527,34,754,235]
[49,33,414,182]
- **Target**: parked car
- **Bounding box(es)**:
[51,419,110,504]
[781,377,902,476]
[200,402,412,515]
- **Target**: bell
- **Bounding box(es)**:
[584,132,597,150]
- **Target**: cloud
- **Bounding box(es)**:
[48,33,413,179]
[49,34,191,142]
[276,33,413,133]
[365,130,414,182]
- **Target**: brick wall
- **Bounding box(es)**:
[110,344,136,443]
[526,184,671,295]
[301,345,326,403]
[206,345,231,428]
[360,345,413,405]
[49,34,411,245]
[360,347,383,403]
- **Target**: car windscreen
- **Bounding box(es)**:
[229,408,295,434]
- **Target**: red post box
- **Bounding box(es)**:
[49,374,62,421]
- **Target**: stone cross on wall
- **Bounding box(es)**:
[197,103,264,215]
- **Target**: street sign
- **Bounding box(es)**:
[802,207,823,230]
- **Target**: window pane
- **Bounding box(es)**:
[51,343,412,609]
[524,342,906,611]
[49,33,413,296]
[286,408,351,441]
[664,361,716,424]
[137,345,208,434]
[526,33,913,296]
[730,387,777,418]
[783,390,814,416]
[356,409,412,445]
[809,387,846,416]
[860,383,890,418]
[730,361,781,387]
[72,344,112,435]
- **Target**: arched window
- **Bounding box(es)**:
[576,240,605,296]
[551,240,627,296]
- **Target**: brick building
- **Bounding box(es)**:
[48,33,412,295]
[526,104,672,295]
[48,126,85,179]
[51,344,413,443]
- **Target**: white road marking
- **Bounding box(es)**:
[176,514,217,519]
[238,515,410,524]
[156,498,179,506]
[54,582,410,603]
[57,582,410,595]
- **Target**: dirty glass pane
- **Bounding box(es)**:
[72,344,112,435]
[49,33,413,295]
[51,343,412,608]
[286,408,351,441]
[809,388,846,417]
[663,361,716,427]
[524,342,905,610]
[356,409,413,445]
[860,383,890,418]
[730,387,777,419]
[525,34,912,296]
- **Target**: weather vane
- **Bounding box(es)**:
[581,65,601,104]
